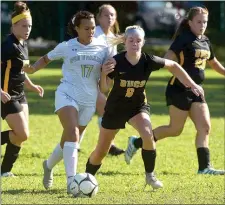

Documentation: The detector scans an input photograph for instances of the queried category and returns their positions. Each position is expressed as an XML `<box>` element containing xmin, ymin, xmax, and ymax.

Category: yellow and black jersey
<box><xmin>105</xmin><ymin>52</ymin><xmax>165</xmax><ymax>112</ymax></box>
<box><xmin>169</xmin><ymin>30</ymin><xmax>215</xmax><ymax>87</ymax></box>
<box><xmin>1</xmin><ymin>34</ymin><xmax>29</xmax><ymax>99</ymax></box>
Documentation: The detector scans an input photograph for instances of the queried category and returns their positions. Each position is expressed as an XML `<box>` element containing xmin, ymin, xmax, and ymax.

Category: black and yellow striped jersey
<box><xmin>1</xmin><ymin>34</ymin><xmax>29</xmax><ymax>98</ymax></box>
<box><xmin>169</xmin><ymin>30</ymin><xmax>215</xmax><ymax>87</ymax></box>
<box><xmin>105</xmin><ymin>51</ymin><xmax>165</xmax><ymax>112</ymax></box>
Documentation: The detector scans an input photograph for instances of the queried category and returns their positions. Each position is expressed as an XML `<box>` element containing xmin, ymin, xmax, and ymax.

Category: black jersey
<box><xmin>1</xmin><ymin>34</ymin><xmax>29</xmax><ymax>99</ymax></box>
<box><xmin>105</xmin><ymin>52</ymin><xmax>165</xmax><ymax>112</ymax></box>
<box><xmin>169</xmin><ymin>30</ymin><xmax>214</xmax><ymax>87</ymax></box>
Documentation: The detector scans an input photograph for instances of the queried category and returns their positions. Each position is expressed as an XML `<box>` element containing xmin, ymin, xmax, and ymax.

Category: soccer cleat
<box><xmin>198</xmin><ymin>167</ymin><xmax>225</xmax><ymax>175</ymax></box>
<box><xmin>145</xmin><ymin>172</ymin><xmax>163</xmax><ymax>189</ymax></box>
<box><xmin>42</xmin><ymin>160</ymin><xmax>53</xmax><ymax>189</ymax></box>
<box><xmin>124</xmin><ymin>136</ymin><xmax>138</xmax><ymax>164</ymax></box>
<box><xmin>108</xmin><ymin>145</ymin><xmax>125</xmax><ymax>156</ymax></box>
<box><xmin>1</xmin><ymin>172</ymin><xmax>15</xmax><ymax>177</ymax></box>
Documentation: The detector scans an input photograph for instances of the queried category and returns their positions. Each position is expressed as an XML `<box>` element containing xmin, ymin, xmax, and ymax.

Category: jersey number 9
<box><xmin>125</xmin><ymin>88</ymin><xmax>135</xmax><ymax>98</ymax></box>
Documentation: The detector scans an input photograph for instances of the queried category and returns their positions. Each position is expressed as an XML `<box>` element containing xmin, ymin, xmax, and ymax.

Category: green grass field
<box><xmin>1</xmin><ymin>58</ymin><xmax>224</xmax><ymax>204</ymax></box>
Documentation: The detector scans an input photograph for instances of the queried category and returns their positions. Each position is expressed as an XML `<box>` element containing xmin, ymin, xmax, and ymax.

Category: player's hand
<box><xmin>33</xmin><ymin>85</ymin><xmax>44</xmax><ymax>97</ymax></box>
<box><xmin>190</xmin><ymin>84</ymin><xmax>204</xmax><ymax>99</ymax></box>
<box><xmin>102</xmin><ymin>59</ymin><xmax>115</xmax><ymax>76</ymax></box>
<box><xmin>107</xmin><ymin>57</ymin><xmax>116</xmax><ymax>66</ymax></box>
<box><xmin>22</xmin><ymin>64</ymin><xmax>36</xmax><ymax>74</ymax></box>
<box><xmin>1</xmin><ymin>90</ymin><xmax>11</xmax><ymax>103</ymax></box>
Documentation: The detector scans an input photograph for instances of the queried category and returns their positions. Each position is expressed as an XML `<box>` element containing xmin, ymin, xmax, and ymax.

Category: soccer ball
<box><xmin>69</xmin><ymin>173</ymin><xmax>98</xmax><ymax>198</ymax></box>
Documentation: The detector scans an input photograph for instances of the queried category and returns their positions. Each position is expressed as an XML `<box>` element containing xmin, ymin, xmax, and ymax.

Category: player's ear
<box><xmin>75</xmin><ymin>26</ymin><xmax>79</xmax><ymax>33</ymax></box>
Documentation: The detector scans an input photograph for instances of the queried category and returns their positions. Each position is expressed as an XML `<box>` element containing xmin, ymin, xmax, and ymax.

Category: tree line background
<box><xmin>1</xmin><ymin>1</ymin><xmax>225</xmax><ymax>45</ymax></box>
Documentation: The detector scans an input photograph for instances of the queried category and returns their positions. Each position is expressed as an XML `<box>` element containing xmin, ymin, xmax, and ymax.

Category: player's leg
<box><xmin>129</xmin><ymin>112</ymin><xmax>163</xmax><ymax>189</ymax></box>
<box><xmin>85</xmin><ymin>127</ymin><xmax>118</xmax><ymax>175</ymax></box>
<box><xmin>96</xmin><ymin>91</ymin><xmax>124</xmax><ymax>156</ymax></box>
<box><xmin>57</xmin><ymin>106</ymin><xmax>80</xmax><ymax>188</ymax></box>
<box><xmin>1</xmin><ymin>101</ymin><xmax>29</xmax><ymax>177</ymax></box>
<box><xmin>189</xmin><ymin>102</ymin><xmax>224</xmax><ymax>175</ymax></box>
<box><xmin>127</xmin><ymin>89</ymin><xmax>190</xmax><ymax>157</ymax></box>
<box><xmin>125</xmin><ymin>105</ymin><xmax>189</xmax><ymax>164</ymax></box>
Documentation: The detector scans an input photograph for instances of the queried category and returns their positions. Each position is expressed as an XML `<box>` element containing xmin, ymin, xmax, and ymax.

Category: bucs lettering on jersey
<box><xmin>105</xmin><ymin>52</ymin><xmax>165</xmax><ymax>112</ymax></box>
<box><xmin>169</xmin><ymin>30</ymin><xmax>215</xmax><ymax>86</ymax></box>
<box><xmin>1</xmin><ymin>34</ymin><xmax>29</xmax><ymax>99</ymax></box>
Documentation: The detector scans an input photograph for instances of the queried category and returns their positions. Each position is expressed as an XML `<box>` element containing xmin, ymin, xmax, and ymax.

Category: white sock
<box><xmin>63</xmin><ymin>141</ymin><xmax>79</xmax><ymax>185</ymax></box>
<box><xmin>47</xmin><ymin>143</ymin><xmax>63</xmax><ymax>170</ymax></box>
<box><xmin>79</xmin><ymin>129</ymin><xmax>86</xmax><ymax>146</ymax></box>
<box><xmin>98</xmin><ymin>116</ymin><xmax>102</xmax><ymax>129</ymax></box>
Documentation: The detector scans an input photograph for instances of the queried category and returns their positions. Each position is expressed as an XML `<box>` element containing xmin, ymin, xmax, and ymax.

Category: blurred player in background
<box><xmin>79</xmin><ymin>4</ymin><xmax>124</xmax><ymax>156</ymax></box>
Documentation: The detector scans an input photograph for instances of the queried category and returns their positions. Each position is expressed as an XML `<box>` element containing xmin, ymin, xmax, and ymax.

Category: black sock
<box><xmin>141</xmin><ymin>149</ymin><xmax>156</xmax><ymax>173</ymax></box>
<box><xmin>85</xmin><ymin>158</ymin><xmax>101</xmax><ymax>176</ymax></box>
<box><xmin>133</xmin><ymin>138</ymin><xmax>142</xmax><ymax>149</ymax></box>
<box><xmin>1</xmin><ymin>130</ymin><xmax>11</xmax><ymax>145</ymax></box>
<box><xmin>108</xmin><ymin>145</ymin><xmax>124</xmax><ymax>156</ymax></box>
<box><xmin>197</xmin><ymin>147</ymin><xmax>210</xmax><ymax>171</ymax></box>
<box><xmin>1</xmin><ymin>141</ymin><xmax>21</xmax><ymax>173</ymax></box>
<box><xmin>133</xmin><ymin>132</ymin><xmax>157</xmax><ymax>149</ymax></box>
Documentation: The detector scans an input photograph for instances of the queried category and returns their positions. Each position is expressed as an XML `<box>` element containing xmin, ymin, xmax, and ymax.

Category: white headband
<box><xmin>125</xmin><ymin>28</ymin><xmax>145</xmax><ymax>38</ymax></box>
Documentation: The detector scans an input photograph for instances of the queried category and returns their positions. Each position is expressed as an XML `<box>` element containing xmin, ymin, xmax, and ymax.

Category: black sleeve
<box><xmin>169</xmin><ymin>34</ymin><xmax>186</xmax><ymax>58</ymax></box>
<box><xmin>1</xmin><ymin>42</ymin><xmax>10</xmax><ymax>62</ymax></box>
<box><xmin>207</xmin><ymin>40</ymin><xmax>215</xmax><ymax>61</ymax></box>
<box><xmin>146</xmin><ymin>54</ymin><xmax>165</xmax><ymax>71</ymax></box>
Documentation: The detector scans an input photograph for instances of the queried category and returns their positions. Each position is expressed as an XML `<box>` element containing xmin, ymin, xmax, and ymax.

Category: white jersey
<box><xmin>94</xmin><ymin>25</ymin><xmax>117</xmax><ymax>56</ymax></box>
<box><xmin>47</xmin><ymin>37</ymin><xmax>111</xmax><ymax>106</ymax></box>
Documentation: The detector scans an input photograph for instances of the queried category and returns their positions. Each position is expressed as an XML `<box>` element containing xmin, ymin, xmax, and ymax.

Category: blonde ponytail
<box><xmin>106</xmin><ymin>34</ymin><xmax>125</xmax><ymax>47</ymax></box>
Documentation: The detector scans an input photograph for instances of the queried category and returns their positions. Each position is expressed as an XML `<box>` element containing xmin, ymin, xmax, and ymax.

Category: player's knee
<box><xmin>16</xmin><ymin>129</ymin><xmax>29</xmax><ymax>143</ymax></box>
<box><xmin>65</xmin><ymin>127</ymin><xmax>79</xmax><ymax>141</ymax></box>
<box><xmin>198</xmin><ymin>122</ymin><xmax>211</xmax><ymax>135</ymax></box>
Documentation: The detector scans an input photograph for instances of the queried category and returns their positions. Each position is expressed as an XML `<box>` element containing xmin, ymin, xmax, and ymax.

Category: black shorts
<box><xmin>1</xmin><ymin>95</ymin><xmax>27</xmax><ymax>120</ymax></box>
<box><xmin>102</xmin><ymin>103</ymin><xmax>150</xmax><ymax>129</ymax></box>
<box><xmin>166</xmin><ymin>85</ymin><xmax>205</xmax><ymax>111</ymax></box>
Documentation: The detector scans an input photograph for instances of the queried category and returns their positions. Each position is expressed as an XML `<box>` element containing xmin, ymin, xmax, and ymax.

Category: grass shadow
<box><xmin>97</xmin><ymin>171</ymin><xmax>139</xmax><ymax>176</ymax></box>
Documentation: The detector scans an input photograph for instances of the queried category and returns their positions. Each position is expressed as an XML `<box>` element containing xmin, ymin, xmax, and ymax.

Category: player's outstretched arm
<box><xmin>164</xmin><ymin>59</ymin><xmax>204</xmax><ymax>98</ymax></box>
<box><xmin>23</xmin><ymin>55</ymin><xmax>51</xmax><ymax>74</ymax></box>
<box><xmin>208</xmin><ymin>57</ymin><xmax>225</xmax><ymax>76</ymax></box>
<box><xmin>24</xmin><ymin>74</ymin><xmax>44</xmax><ymax>97</ymax></box>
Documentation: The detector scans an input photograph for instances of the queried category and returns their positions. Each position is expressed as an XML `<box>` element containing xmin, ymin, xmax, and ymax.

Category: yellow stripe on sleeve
<box><xmin>3</xmin><ymin>60</ymin><xmax>12</xmax><ymax>92</ymax></box>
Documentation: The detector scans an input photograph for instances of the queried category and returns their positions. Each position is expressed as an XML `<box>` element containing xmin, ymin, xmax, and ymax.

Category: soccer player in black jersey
<box><xmin>125</xmin><ymin>7</ymin><xmax>225</xmax><ymax>175</ymax></box>
<box><xmin>85</xmin><ymin>25</ymin><xmax>204</xmax><ymax>189</ymax></box>
<box><xmin>1</xmin><ymin>1</ymin><xmax>44</xmax><ymax>177</ymax></box>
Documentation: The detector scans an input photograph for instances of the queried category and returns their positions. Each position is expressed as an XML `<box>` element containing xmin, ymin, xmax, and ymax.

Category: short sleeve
<box><xmin>146</xmin><ymin>53</ymin><xmax>165</xmax><ymax>71</ymax></box>
<box><xmin>169</xmin><ymin>35</ymin><xmax>186</xmax><ymax>57</ymax></box>
<box><xmin>207</xmin><ymin>41</ymin><xmax>215</xmax><ymax>61</ymax></box>
<box><xmin>1</xmin><ymin>42</ymin><xmax>13</xmax><ymax>62</ymax></box>
<box><xmin>47</xmin><ymin>42</ymin><xmax>66</xmax><ymax>60</ymax></box>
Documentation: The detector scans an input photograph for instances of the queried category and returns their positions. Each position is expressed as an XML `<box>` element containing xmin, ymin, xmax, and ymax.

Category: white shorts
<box><xmin>55</xmin><ymin>84</ymin><xmax>96</xmax><ymax>126</ymax></box>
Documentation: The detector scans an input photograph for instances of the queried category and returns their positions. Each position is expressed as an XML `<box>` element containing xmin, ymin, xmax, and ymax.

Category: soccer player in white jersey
<box><xmin>81</xmin><ymin>4</ymin><xmax>125</xmax><ymax>156</ymax></box>
<box><xmin>23</xmin><ymin>11</ymin><xmax>115</xmax><ymax>194</ymax></box>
